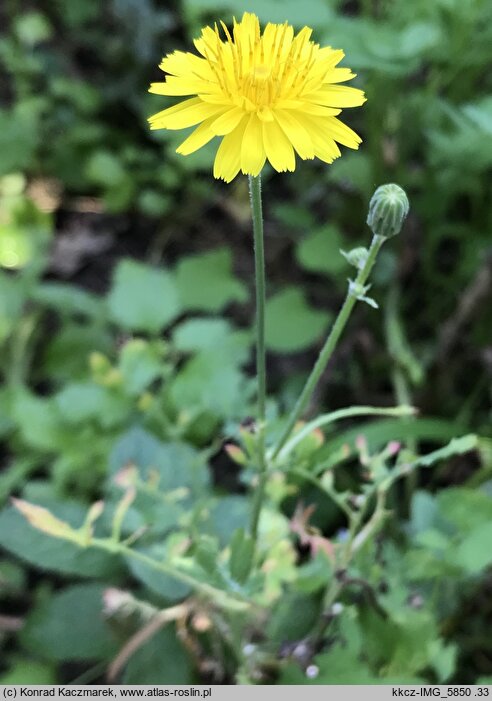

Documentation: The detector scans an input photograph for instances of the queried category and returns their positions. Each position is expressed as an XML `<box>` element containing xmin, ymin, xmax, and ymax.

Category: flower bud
<box><xmin>367</xmin><ymin>184</ymin><xmax>409</xmax><ymax>238</ymax></box>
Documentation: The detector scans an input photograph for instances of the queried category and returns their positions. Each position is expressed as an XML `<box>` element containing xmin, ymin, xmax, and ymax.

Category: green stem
<box><xmin>91</xmin><ymin>538</ymin><xmax>250</xmax><ymax>613</ymax></box>
<box><xmin>272</xmin><ymin>234</ymin><xmax>386</xmax><ymax>459</ymax></box>
<box><xmin>248</xmin><ymin>174</ymin><xmax>267</xmax><ymax>542</ymax></box>
<box><xmin>275</xmin><ymin>404</ymin><xmax>414</xmax><ymax>463</ymax></box>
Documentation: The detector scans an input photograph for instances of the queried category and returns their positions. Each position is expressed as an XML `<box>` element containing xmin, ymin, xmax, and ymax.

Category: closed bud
<box><xmin>367</xmin><ymin>184</ymin><xmax>409</xmax><ymax>239</ymax></box>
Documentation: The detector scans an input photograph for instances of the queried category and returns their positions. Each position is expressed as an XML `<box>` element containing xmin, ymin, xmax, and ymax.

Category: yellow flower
<box><xmin>148</xmin><ymin>12</ymin><xmax>366</xmax><ymax>182</ymax></box>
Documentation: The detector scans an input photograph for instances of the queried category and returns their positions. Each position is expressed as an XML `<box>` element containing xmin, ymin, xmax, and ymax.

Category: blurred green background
<box><xmin>0</xmin><ymin>0</ymin><xmax>491</xmax><ymax>685</ymax></box>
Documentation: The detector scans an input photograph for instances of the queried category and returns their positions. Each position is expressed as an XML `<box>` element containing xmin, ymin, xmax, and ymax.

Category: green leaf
<box><xmin>437</xmin><ymin>487</ymin><xmax>492</xmax><ymax>533</ymax></box>
<box><xmin>122</xmin><ymin>627</ymin><xmax>192</xmax><ymax>684</ymax></box>
<box><xmin>229</xmin><ymin>528</ymin><xmax>254</xmax><ymax>584</ymax></box>
<box><xmin>296</xmin><ymin>225</ymin><xmax>346</xmax><ymax>276</ymax></box>
<box><xmin>174</xmin><ymin>317</ymin><xmax>228</xmax><ymax>351</ymax></box>
<box><xmin>85</xmin><ymin>150</ymin><xmax>126</xmax><ymax>188</ymax></box>
<box><xmin>171</xmin><ymin>350</ymin><xmax>249</xmax><ymax>418</ymax></box>
<box><xmin>54</xmin><ymin>382</ymin><xmax>129</xmax><ymax>428</ymax></box>
<box><xmin>32</xmin><ymin>282</ymin><xmax>103</xmax><ymax>318</ymax></box>
<box><xmin>410</xmin><ymin>491</ymin><xmax>439</xmax><ymax>536</ymax></box>
<box><xmin>108</xmin><ymin>259</ymin><xmax>180</xmax><ymax>333</ymax></box>
<box><xmin>0</xmin><ymin>270</ymin><xmax>25</xmax><ymax>342</ymax></box>
<box><xmin>267</xmin><ymin>592</ymin><xmax>321</xmax><ymax>643</ymax></box>
<box><xmin>0</xmin><ymin>105</ymin><xmax>40</xmax><ymax>177</ymax></box>
<box><xmin>429</xmin><ymin>640</ymin><xmax>457</xmax><ymax>683</ymax></box>
<box><xmin>42</xmin><ymin>323</ymin><xmax>113</xmax><ymax>382</ymax></box>
<box><xmin>0</xmin><ymin>660</ymin><xmax>56</xmax><ymax>685</ymax></box>
<box><xmin>12</xmin><ymin>391</ymin><xmax>65</xmax><ymax>452</ymax></box>
<box><xmin>318</xmin><ymin>418</ymin><xmax>468</xmax><ymax>463</ymax></box>
<box><xmin>295</xmin><ymin>551</ymin><xmax>333</xmax><ymax>593</ymax></box>
<box><xmin>361</xmin><ymin>607</ymin><xmax>439</xmax><ymax>677</ymax></box>
<box><xmin>173</xmin><ymin>317</ymin><xmax>251</xmax><ymax>361</ymax></box>
<box><xmin>265</xmin><ymin>287</ymin><xmax>331</xmax><ymax>353</ymax></box>
<box><xmin>118</xmin><ymin>339</ymin><xmax>163</xmax><ymax>396</ymax></box>
<box><xmin>206</xmin><ymin>496</ymin><xmax>250</xmax><ymax>547</ymax></box>
<box><xmin>194</xmin><ymin>535</ymin><xmax>221</xmax><ymax>575</ymax></box>
<box><xmin>0</xmin><ymin>559</ymin><xmax>27</xmax><ymax>595</ymax></box>
<box><xmin>175</xmin><ymin>248</ymin><xmax>248</xmax><ymax>312</ymax></box>
<box><xmin>0</xmin><ymin>504</ymin><xmax>119</xmax><ymax>578</ymax></box>
<box><xmin>0</xmin><ymin>223</ymin><xmax>33</xmax><ymax>269</ymax></box>
<box><xmin>109</xmin><ymin>427</ymin><xmax>210</xmax><ymax>497</ymax></box>
<box><xmin>126</xmin><ymin>545</ymin><xmax>191</xmax><ymax>601</ymax></box>
<box><xmin>454</xmin><ymin>523</ymin><xmax>492</xmax><ymax>574</ymax></box>
<box><xmin>20</xmin><ymin>584</ymin><xmax>118</xmax><ymax>662</ymax></box>
<box><xmin>15</xmin><ymin>12</ymin><xmax>53</xmax><ymax>45</ymax></box>
<box><xmin>280</xmin><ymin>646</ymin><xmax>376</xmax><ymax>684</ymax></box>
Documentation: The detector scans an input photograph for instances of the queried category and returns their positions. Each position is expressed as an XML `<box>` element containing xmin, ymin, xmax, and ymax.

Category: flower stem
<box><xmin>248</xmin><ymin>174</ymin><xmax>267</xmax><ymax>542</ymax></box>
<box><xmin>272</xmin><ymin>233</ymin><xmax>386</xmax><ymax>459</ymax></box>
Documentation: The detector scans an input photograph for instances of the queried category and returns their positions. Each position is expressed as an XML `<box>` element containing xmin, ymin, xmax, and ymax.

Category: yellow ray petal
<box><xmin>176</xmin><ymin>117</ymin><xmax>217</xmax><ymax>155</ymax></box>
<box><xmin>262</xmin><ymin>118</ymin><xmax>295</xmax><ymax>173</ymax></box>
<box><xmin>149</xmin><ymin>99</ymin><xmax>226</xmax><ymax>130</ymax></box>
<box><xmin>274</xmin><ymin>110</ymin><xmax>315</xmax><ymax>160</ymax></box>
<box><xmin>297</xmin><ymin>103</ymin><xmax>341</xmax><ymax>117</ymax></box>
<box><xmin>213</xmin><ymin>116</ymin><xmax>248</xmax><ymax>182</ymax></box>
<box><xmin>211</xmin><ymin>106</ymin><xmax>245</xmax><ymax>135</ymax></box>
<box><xmin>316</xmin><ymin>47</ymin><xmax>345</xmax><ymax>68</ymax></box>
<box><xmin>149</xmin><ymin>78</ymin><xmax>214</xmax><ymax>97</ymax></box>
<box><xmin>299</xmin><ymin>114</ymin><xmax>342</xmax><ymax>162</ymax></box>
<box><xmin>159</xmin><ymin>51</ymin><xmax>215</xmax><ymax>80</ymax></box>
<box><xmin>241</xmin><ymin>114</ymin><xmax>266</xmax><ymax>175</ymax></box>
<box><xmin>323</xmin><ymin>67</ymin><xmax>357</xmax><ymax>84</ymax></box>
<box><xmin>305</xmin><ymin>85</ymin><xmax>366</xmax><ymax>108</ymax></box>
<box><xmin>324</xmin><ymin>116</ymin><xmax>362</xmax><ymax>148</ymax></box>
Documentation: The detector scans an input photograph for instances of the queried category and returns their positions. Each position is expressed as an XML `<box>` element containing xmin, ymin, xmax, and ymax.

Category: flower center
<box><xmin>251</xmin><ymin>64</ymin><xmax>271</xmax><ymax>82</ymax></box>
<box><xmin>242</xmin><ymin>64</ymin><xmax>275</xmax><ymax>110</ymax></box>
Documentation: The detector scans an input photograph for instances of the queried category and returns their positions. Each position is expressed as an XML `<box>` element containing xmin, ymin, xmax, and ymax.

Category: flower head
<box><xmin>148</xmin><ymin>12</ymin><xmax>366</xmax><ymax>182</ymax></box>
